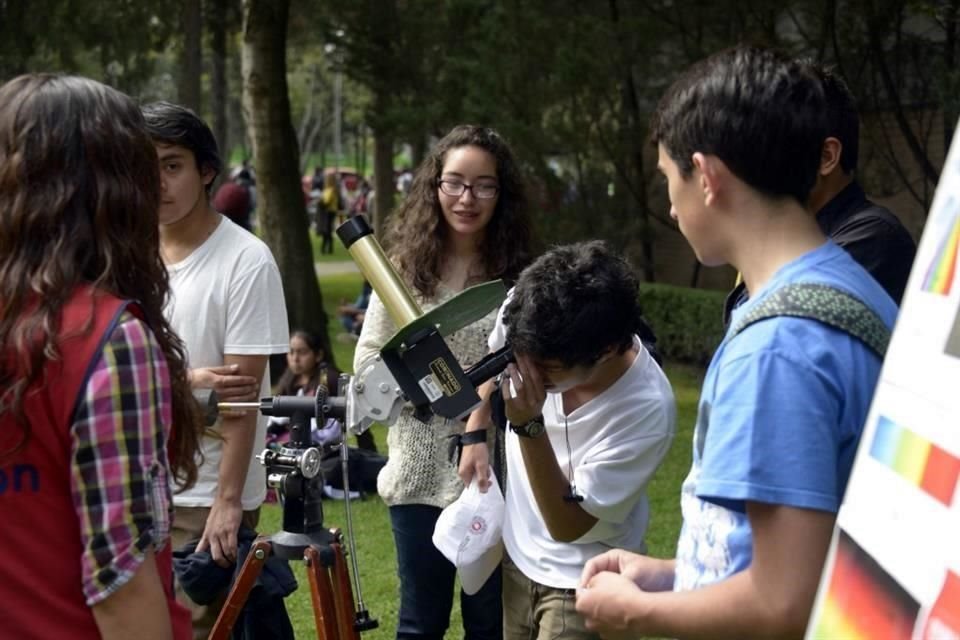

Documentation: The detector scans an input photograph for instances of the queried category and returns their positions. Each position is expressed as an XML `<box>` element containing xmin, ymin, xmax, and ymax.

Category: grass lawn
<box><xmin>260</xmin><ymin>271</ymin><xmax>705</xmax><ymax>639</ymax></box>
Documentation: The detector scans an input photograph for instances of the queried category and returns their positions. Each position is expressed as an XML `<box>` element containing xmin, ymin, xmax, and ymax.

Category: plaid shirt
<box><xmin>69</xmin><ymin>312</ymin><xmax>174</xmax><ymax>605</ymax></box>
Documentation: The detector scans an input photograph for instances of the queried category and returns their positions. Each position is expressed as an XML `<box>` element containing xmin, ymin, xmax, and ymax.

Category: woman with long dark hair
<box><xmin>275</xmin><ymin>330</ymin><xmax>342</xmax><ymax>398</ymax></box>
<box><xmin>0</xmin><ymin>74</ymin><xmax>200</xmax><ymax>640</ymax></box>
<box><xmin>271</xmin><ymin>330</ymin><xmax>376</xmax><ymax>451</ymax></box>
<box><xmin>354</xmin><ymin>124</ymin><xmax>533</xmax><ymax>639</ymax></box>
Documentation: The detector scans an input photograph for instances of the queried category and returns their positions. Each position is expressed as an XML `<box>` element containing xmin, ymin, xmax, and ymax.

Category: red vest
<box><xmin>0</xmin><ymin>287</ymin><xmax>190</xmax><ymax>639</ymax></box>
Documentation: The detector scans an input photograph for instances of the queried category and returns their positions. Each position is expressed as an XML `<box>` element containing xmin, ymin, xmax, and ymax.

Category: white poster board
<box><xmin>806</xmin><ymin>137</ymin><xmax>960</xmax><ymax>638</ymax></box>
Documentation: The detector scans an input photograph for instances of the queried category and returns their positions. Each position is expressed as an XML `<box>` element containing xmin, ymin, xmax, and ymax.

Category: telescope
<box><xmin>198</xmin><ymin>215</ymin><xmax>514</xmax><ymax>638</ymax></box>
<box><xmin>336</xmin><ymin>215</ymin><xmax>513</xmax><ymax>432</ymax></box>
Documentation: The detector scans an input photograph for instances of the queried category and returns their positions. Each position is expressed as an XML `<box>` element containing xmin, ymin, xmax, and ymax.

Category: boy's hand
<box><xmin>577</xmin><ymin>550</ymin><xmax>673</xmax><ymax>639</ymax></box>
<box><xmin>575</xmin><ymin>571</ymin><xmax>647</xmax><ymax>640</ymax></box>
<box><xmin>197</xmin><ymin>496</ymin><xmax>243</xmax><ymax>567</ymax></box>
<box><xmin>503</xmin><ymin>356</ymin><xmax>546</xmax><ymax>427</ymax></box>
<box><xmin>189</xmin><ymin>364</ymin><xmax>258</xmax><ymax>401</ymax></box>
<box><xmin>580</xmin><ymin>549</ymin><xmax>675</xmax><ymax>592</ymax></box>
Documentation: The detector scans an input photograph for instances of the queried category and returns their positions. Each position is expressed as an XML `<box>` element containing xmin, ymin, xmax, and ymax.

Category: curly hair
<box><xmin>0</xmin><ymin>75</ymin><xmax>201</xmax><ymax>490</ymax></box>
<box><xmin>384</xmin><ymin>125</ymin><xmax>533</xmax><ymax>298</ymax></box>
<box><xmin>504</xmin><ymin>240</ymin><xmax>644</xmax><ymax>368</ymax></box>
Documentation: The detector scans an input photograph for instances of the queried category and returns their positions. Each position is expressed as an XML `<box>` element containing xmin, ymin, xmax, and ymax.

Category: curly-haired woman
<box><xmin>354</xmin><ymin>124</ymin><xmax>533</xmax><ymax>639</ymax></box>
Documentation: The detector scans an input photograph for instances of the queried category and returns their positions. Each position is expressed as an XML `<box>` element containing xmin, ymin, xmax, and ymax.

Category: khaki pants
<box><xmin>171</xmin><ymin>506</ymin><xmax>261</xmax><ymax>640</ymax></box>
<box><xmin>503</xmin><ymin>553</ymin><xmax>599</xmax><ymax>640</ymax></box>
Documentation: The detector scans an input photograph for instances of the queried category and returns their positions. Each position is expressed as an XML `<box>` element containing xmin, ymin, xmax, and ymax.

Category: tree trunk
<box><xmin>367</xmin><ymin>0</ymin><xmax>398</xmax><ymax>239</ymax></box>
<box><xmin>241</xmin><ymin>0</ymin><xmax>334</xmax><ymax>362</ymax></box>
<box><xmin>373</xmin><ymin>127</ymin><xmax>395</xmax><ymax>238</ymax></box>
<box><xmin>411</xmin><ymin>135</ymin><xmax>427</xmax><ymax>169</ymax></box>
<box><xmin>358</xmin><ymin>124</ymin><xmax>368</xmax><ymax>177</ymax></box>
<box><xmin>610</xmin><ymin>0</ymin><xmax>655</xmax><ymax>281</ymax></box>
<box><xmin>209</xmin><ymin>0</ymin><xmax>229</xmax><ymax>176</ymax></box>
<box><xmin>944</xmin><ymin>0</ymin><xmax>959</xmax><ymax>154</ymax></box>
<box><xmin>178</xmin><ymin>0</ymin><xmax>203</xmax><ymax>113</ymax></box>
<box><xmin>228</xmin><ymin>41</ymin><xmax>248</xmax><ymax>162</ymax></box>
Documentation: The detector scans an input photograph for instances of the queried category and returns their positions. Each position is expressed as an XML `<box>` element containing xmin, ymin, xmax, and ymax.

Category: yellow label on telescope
<box><xmin>429</xmin><ymin>357</ymin><xmax>462</xmax><ymax>396</ymax></box>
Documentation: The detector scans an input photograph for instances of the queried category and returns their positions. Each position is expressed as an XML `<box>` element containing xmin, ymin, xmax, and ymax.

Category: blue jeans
<box><xmin>389</xmin><ymin>504</ymin><xmax>502</xmax><ymax>640</ymax></box>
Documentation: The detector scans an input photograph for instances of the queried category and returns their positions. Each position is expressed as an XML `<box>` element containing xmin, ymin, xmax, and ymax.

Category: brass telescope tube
<box><xmin>336</xmin><ymin>216</ymin><xmax>422</xmax><ymax>327</ymax></box>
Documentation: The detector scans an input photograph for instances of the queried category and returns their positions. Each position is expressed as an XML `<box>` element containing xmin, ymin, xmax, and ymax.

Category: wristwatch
<box><xmin>511</xmin><ymin>415</ymin><xmax>546</xmax><ymax>438</ymax></box>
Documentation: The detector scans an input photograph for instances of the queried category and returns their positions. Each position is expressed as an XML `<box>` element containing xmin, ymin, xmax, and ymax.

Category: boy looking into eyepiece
<box><xmin>461</xmin><ymin>240</ymin><xmax>676</xmax><ymax>639</ymax></box>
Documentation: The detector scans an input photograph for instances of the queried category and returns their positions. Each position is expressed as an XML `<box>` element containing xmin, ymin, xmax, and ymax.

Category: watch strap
<box><xmin>512</xmin><ymin>415</ymin><xmax>544</xmax><ymax>437</ymax></box>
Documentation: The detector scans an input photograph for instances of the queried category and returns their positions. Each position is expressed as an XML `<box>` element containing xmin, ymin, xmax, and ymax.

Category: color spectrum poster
<box><xmin>807</xmin><ymin>133</ymin><xmax>960</xmax><ymax>639</ymax></box>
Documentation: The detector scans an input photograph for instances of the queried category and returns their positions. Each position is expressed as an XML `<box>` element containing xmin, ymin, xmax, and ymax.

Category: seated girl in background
<box><xmin>268</xmin><ymin>330</ymin><xmax>377</xmax><ymax>452</ymax></box>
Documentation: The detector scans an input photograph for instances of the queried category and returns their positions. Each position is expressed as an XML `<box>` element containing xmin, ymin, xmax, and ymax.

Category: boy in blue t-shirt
<box><xmin>575</xmin><ymin>45</ymin><xmax>898</xmax><ymax>639</ymax></box>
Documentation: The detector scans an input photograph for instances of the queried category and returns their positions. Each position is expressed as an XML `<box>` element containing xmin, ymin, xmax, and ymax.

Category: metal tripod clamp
<box><xmin>258</xmin><ymin>447</ymin><xmax>323</xmax><ymax>482</ymax></box>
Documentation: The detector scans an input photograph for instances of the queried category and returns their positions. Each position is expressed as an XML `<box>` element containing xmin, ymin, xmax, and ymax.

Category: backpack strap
<box><xmin>728</xmin><ymin>282</ymin><xmax>891</xmax><ymax>359</ymax></box>
<box><xmin>695</xmin><ymin>283</ymin><xmax>892</xmax><ymax>460</ymax></box>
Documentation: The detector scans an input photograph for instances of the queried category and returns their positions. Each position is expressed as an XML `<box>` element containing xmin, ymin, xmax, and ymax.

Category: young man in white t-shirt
<box><xmin>142</xmin><ymin>102</ymin><xmax>289</xmax><ymax>638</ymax></box>
<box><xmin>460</xmin><ymin>241</ymin><xmax>676</xmax><ymax>639</ymax></box>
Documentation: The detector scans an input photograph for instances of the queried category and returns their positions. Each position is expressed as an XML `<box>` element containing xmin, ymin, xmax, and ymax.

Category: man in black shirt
<box><xmin>723</xmin><ymin>63</ymin><xmax>916</xmax><ymax>324</ymax></box>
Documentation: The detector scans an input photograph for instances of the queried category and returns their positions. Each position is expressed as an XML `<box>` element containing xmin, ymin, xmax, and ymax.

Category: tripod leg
<box><xmin>330</xmin><ymin>541</ymin><xmax>362</xmax><ymax>640</ymax></box>
<box><xmin>209</xmin><ymin>538</ymin><xmax>271</xmax><ymax>640</ymax></box>
<box><xmin>304</xmin><ymin>546</ymin><xmax>340</xmax><ymax>639</ymax></box>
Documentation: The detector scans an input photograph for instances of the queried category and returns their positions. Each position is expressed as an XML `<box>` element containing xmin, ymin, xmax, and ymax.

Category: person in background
<box><xmin>355</xmin><ymin>125</ymin><xmax>533</xmax><ymax>640</ymax></box>
<box><xmin>212</xmin><ymin>170</ymin><xmax>253</xmax><ymax>232</ymax></box>
<box><xmin>338</xmin><ymin>280</ymin><xmax>373</xmax><ymax>337</ymax></box>
<box><xmin>803</xmin><ymin>62</ymin><xmax>916</xmax><ymax>303</ymax></box>
<box><xmin>396</xmin><ymin>165</ymin><xmax>414</xmax><ymax>195</ymax></box>
<box><xmin>0</xmin><ymin>74</ymin><xmax>201</xmax><ymax>640</ymax></box>
<box><xmin>142</xmin><ymin>101</ymin><xmax>289</xmax><ymax>639</ymax></box>
<box><xmin>350</xmin><ymin>179</ymin><xmax>372</xmax><ymax>218</ymax></box>
<box><xmin>318</xmin><ymin>171</ymin><xmax>338</xmax><ymax>255</ymax></box>
<box><xmin>271</xmin><ymin>329</ymin><xmax>377</xmax><ymax>452</ymax></box>
<box><xmin>311</xmin><ymin>165</ymin><xmax>325</xmax><ymax>190</ymax></box>
<box><xmin>233</xmin><ymin>160</ymin><xmax>258</xmax><ymax>229</ymax></box>
<box><xmin>366</xmin><ymin>176</ymin><xmax>378</xmax><ymax>227</ymax></box>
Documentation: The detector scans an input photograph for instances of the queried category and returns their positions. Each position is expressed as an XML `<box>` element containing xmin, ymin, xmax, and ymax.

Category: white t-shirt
<box><xmin>167</xmin><ymin>216</ymin><xmax>289</xmax><ymax>510</ymax></box>
<box><xmin>490</xmin><ymin>306</ymin><xmax>676</xmax><ymax>589</ymax></box>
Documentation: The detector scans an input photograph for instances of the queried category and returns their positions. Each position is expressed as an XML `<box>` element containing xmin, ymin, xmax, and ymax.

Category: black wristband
<box><xmin>459</xmin><ymin>430</ymin><xmax>488</xmax><ymax>446</ymax></box>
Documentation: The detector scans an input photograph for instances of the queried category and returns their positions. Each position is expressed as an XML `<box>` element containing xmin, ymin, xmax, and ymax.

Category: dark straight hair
<box><xmin>141</xmin><ymin>100</ymin><xmax>223</xmax><ymax>192</ymax></box>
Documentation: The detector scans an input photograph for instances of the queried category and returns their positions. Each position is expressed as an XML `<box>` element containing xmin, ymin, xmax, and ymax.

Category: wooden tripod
<box><xmin>208</xmin><ymin>528</ymin><xmax>361</xmax><ymax>640</ymax></box>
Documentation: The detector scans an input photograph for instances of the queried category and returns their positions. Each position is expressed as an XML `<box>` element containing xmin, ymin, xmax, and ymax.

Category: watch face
<box><xmin>526</xmin><ymin>420</ymin><xmax>545</xmax><ymax>438</ymax></box>
<box><xmin>514</xmin><ymin>418</ymin><xmax>545</xmax><ymax>438</ymax></box>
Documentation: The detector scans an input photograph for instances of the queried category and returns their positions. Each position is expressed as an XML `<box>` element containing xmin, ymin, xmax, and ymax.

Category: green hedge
<box><xmin>639</xmin><ymin>283</ymin><xmax>727</xmax><ymax>366</ymax></box>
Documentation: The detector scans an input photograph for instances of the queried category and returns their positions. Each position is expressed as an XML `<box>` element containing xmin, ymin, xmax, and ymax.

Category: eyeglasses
<box><xmin>438</xmin><ymin>179</ymin><xmax>499</xmax><ymax>199</ymax></box>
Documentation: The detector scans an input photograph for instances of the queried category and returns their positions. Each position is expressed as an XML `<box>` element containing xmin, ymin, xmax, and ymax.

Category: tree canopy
<box><xmin>2</xmin><ymin>0</ymin><xmax>951</xmax><ymax>325</ymax></box>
